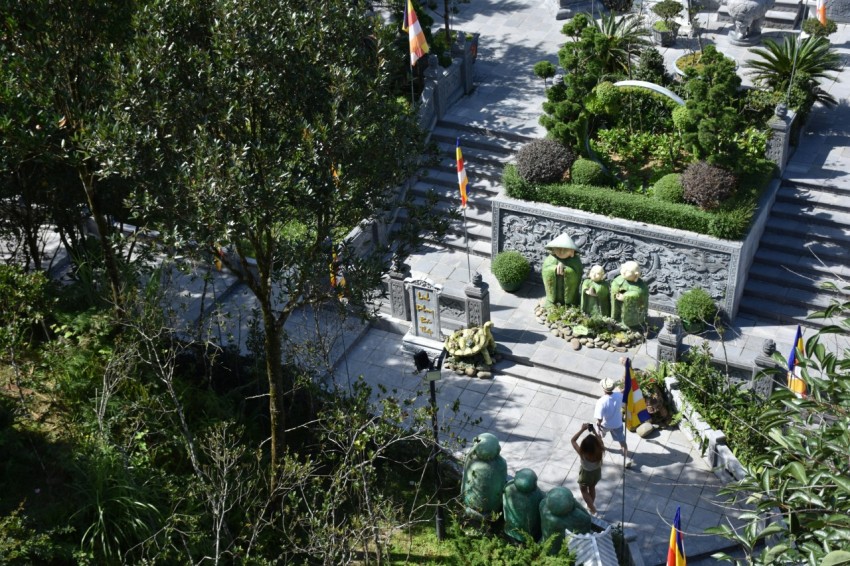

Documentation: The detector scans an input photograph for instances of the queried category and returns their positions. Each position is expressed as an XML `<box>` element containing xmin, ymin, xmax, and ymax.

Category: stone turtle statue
<box><xmin>503</xmin><ymin>468</ymin><xmax>545</xmax><ymax>542</ymax></box>
<box><xmin>461</xmin><ymin>433</ymin><xmax>507</xmax><ymax>520</ymax></box>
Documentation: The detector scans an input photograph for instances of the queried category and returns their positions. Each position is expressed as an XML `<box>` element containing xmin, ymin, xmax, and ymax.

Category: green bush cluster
<box><xmin>515</xmin><ymin>139</ymin><xmax>575</xmax><ymax>184</ymax></box>
<box><xmin>491</xmin><ymin>250</ymin><xmax>531</xmax><ymax>285</ymax></box>
<box><xmin>682</xmin><ymin>161</ymin><xmax>738</xmax><ymax>210</ymax></box>
<box><xmin>676</xmin><ymin>287</ymin><xmax>717</xmax><ymax>323</ymax></box>
<box><xmin>652</xmin><ymin>173</ymin><xmax>683</xmax><ymax>203</ymax></box>
<box><xmin>570</xmin><ymin>158</ymin><xmax>608</xmax><ymax>186</ymax></box>
<box><xmin>502</xmin><ymin>163</ymin><xmax>536</xmax><ymax>200</ymax></box>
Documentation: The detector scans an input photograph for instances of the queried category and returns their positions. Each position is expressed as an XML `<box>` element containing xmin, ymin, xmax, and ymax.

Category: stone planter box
<box><xmin>491</xmin><ymin>179</ymin><xmax>780</xmax><ymax>317</ymax></box>
<box><xmin>664</xmin><ymin>376</ymin><xmax>746</xmax><ymax>483</ymax></box>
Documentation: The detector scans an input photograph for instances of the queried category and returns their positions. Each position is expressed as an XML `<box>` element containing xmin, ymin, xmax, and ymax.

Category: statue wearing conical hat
<box><xmin>611</xmin><ymin>261</ymin><xmax>649</xmax><ymax>328</ymax></box>
<box><xmin>542</xmin><ymin>234</ymin><xmax>583</xmax><ymax>308</ymax></box>
<box><xmin>581</xmin><ymin>265</ymin><xmax>610</xmax><ymax>317</ymax></box>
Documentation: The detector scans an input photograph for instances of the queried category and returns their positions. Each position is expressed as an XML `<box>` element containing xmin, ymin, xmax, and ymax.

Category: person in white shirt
<box><xmin>594</xmin><ymin>377</ymin><xmax>633</xmax><ymax>468</ymax></box>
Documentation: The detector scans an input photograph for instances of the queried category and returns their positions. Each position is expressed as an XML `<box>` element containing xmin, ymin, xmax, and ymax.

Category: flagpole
<box><xmin>463</xmin><ymin>207</ymin><xmax>472</xmax><ymax>283</ymax></box>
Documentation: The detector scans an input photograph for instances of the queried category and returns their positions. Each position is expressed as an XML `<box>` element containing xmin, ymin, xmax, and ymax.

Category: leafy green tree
<box><xmin>114</xmin><ymin>0</ymin><xmax>444</xmax><ymax>481</ymax></box>
<box><xmin>708</xmin><ymin>286</ymin><xmax>850</xmax><ymax>564</ymax></box>
<box><xmin>672</xmin><ymin>46</ymin><xmax>745</xmax><ymax>165</ymax></box>
<box><xmin>745</xmin><ymin>35</ymin><xmax>841</xmax><ymax>113</ymax></box>
<box><xmin>0</xmin><ymin>0</ymin><xmax>140</xmax><ymax>310</ymax></box>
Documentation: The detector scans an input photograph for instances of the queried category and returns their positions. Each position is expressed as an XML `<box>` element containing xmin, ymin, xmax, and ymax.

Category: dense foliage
<box><xmin>571</xmin><ymin>158</ymin><xmax>609</xmax><ymax>186</ymax></box>
<box><xmin>515</xmin><ymin>139</ymin><xmax>576</xmax><ymax>184</ymax></box>
<box><xmin>652</xmin><ymin>173</ymin><xmax>684</xmax><ymax>203</ymax></box>
<box><xmin>491</xmin><ymin>250</ymin><xmax>531</xmax><ymax>285</ymax></box>
<box><xmin>681</xmin><ymin>161</ymin><xmax>738</xmax><ymax>210</ymax></box>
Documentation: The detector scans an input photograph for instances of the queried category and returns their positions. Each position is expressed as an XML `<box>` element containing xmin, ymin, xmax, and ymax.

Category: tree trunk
<box><xmin>78</xmin><ymin>168</ymin><xmax>124</xmax><ymax>313</ymax></box>
<box><xmin>260</xmin><ymin>303</ymin><xmax>286</xmax><ymax>491</ymax></box>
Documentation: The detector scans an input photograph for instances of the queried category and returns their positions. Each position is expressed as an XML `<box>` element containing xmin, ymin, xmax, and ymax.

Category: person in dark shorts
<box><xmin>571</xmin><ymin>423</ymin><xmax>604</xmax><ymax>515</ymax></box>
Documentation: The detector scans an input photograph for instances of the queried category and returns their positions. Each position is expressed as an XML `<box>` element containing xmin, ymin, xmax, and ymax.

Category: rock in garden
<box><xmin>616</xmin><ymin>347</ymin><xmax>628</xmax><ymax>352</ymax></box>
<box><xmin>571</xmin><ymin>338</ymin><xmax>581</xmax><ymax>350</ymax></box>
<box><xmin>636</xmin><ymin>422</ymin><xmax>654</xmax><ymax>438</ymax></box>
<box><xmin>551</xmin><ymin>327</ymin><xmax>560</xmax><ymax>336</ymax></box>
<box><xmin>456</xmin><ymin>369</ymin><xmax>465</xmax><ymax>375</ymax></box>
<box><xmin>587</xmin><ymin>342</ymin><xmax>595</xmax><ymax>349</ymax></box>
<box><xmin>607</xmin><ymin>347</ymin><xmax>615</xmax><ymax>352</ymax></box>
<box><xmin>465</xmin><ymin>367</ymin><xmax>477</xmax><ymax>377</ymax></box>
<box><xmin>563</xmin><ymin>328</ymin><xmax>572</xmax><ymax>337</ymax></box>
<box><xmin>477</xmin><ymin>371</ymin><xmax>492</xmax><ymax>379</ymax></box>
<box><xmin>579</xmin><ymin>338</ymin><xmax>588</xmax><ymax>344</ymax></box>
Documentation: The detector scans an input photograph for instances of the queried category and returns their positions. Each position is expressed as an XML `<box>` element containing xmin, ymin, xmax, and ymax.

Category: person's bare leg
<box><xmin>588</xmin><ymin>485</ymin><xmax>597</xmax><ymax>511</ymax></box>
<box><xmin>580</xmin><ymin>484</ymin><xmax>596</xmax><ymax>514</ymax></box>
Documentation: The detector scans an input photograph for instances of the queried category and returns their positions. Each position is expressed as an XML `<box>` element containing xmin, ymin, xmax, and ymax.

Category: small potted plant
<box><xmin>676</xmin><ymin>287</ymin><xmax>717</xmax><ymax>334</ymax></box>
<box><xmin>491</xmin><ymin>250</ymin><xmax>530</xmax><ymax>293</ymax></box>
<box><xmin>651</xmin><ymin>0</ymin><xmax>683</xmax><ymax>47</ymax></box>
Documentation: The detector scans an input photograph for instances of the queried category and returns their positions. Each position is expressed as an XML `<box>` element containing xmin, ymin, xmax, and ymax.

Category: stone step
<box><xmin>737</xmin><ymin>295</ymin><xmax>830</xmax><ymax>329</ymax></box>
<box><xmin>415</xmin><ymin>167</ymin><xmax>502</xmax><ymax>194</ymax></box>
<box><xmin>496</xmin><ymin>356</ymin><xmax>601</xmax><ymax>397</ymax></box>
<box><xmin>753</xmin><ymin>246</ymin><xmax>850</xmax><ymax>280</ymax></box>
<box><xmin>437</xmin><ymin>119</ymin><xmax>537</xmax><ymax>145</ymax></box>
<box><xmin>434</xmin><ymin>139</ymin><xmax>511</xmax><ymax>169</ymax></box>
<box><xmin>746</xmin><ymin>259</ymin><xmax>847</xmax><ymax>296</ymax></box>
<box><xmin>743</xmin><ymin>277</ymin><xmax>839</xmax><ymax>313</ymax></box>
<box><xmin>763</xmin><ymin>217</ymin><xmax>850</xmax><ymax>249</ymax></box>
<box><xmin>771</xmin><ymin>200</ymin><xmax>850</xmax><ymax>228</ymax></box>
<box><xmin>776</xmin><ymin>183</ymin><xmax>850</xmax><ymax>214</ymax></box>
<box><xmin>432</xmin><ymin>123</ymin><xmax>524</xmax><ymax>157</ymax></box>
<box><xmin>409</xmin><ymin>193</ymin><xmax>493</xmax><ymax>225</ymax></box>
<box><xmin>717</xmin><ymin>3</ymin><xmax>803</xmax><ymax>28</ymax></box>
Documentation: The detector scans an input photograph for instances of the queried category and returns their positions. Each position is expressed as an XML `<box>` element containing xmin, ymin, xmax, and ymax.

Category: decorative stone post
<box><xmin>657</xmin><ymin>316</ymin><xmax>683</xmax><ymax>363</ymax></box>
<box><xmin>766</xmin><ymin>104</ymin><xmax>796</xmax><ymax>174</ymax></box>
<box><xmin>465</xmin><ymin>272</ymin><xmax>491</xmax><ymax>328</ymax></box>
<box><xmin>752</xmin><ymin>338</ymin><xmax>781</xmax><ymax>400</ymax></box>
<box><xmin>388</xmin><ymin>263</ymin><xmax>411</xmax><ymax>321</ymax></box>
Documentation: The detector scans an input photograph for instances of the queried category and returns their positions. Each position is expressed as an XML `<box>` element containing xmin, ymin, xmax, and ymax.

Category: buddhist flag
<box><xmin>406</xmin><ymin>0</ymin><xmax>429</xmax><ymax>66</ymax></box>
<box><xmin>667</xmin><ymin>506</ymin><xmax>686</xmax><ymax>566</ymax></box>
<box><xmin>456</xmin><ymin>138</ymin><xmax>468</xmax><ymax>209</ymax></box>
<box><xmin>787</xmin><ymin>325</ymin><xmax>806</xmax><ymax>397</ymax></box>
<box><xmin>329</xmin><ymin>245</ymin><xmax>346</xmax><ymax>295</ymax></box>
<box><xmin>816</xmin><ymin>0</ymin><xmax>827</xmax><ymax>25</ymax></box>
<box><xmin>623</xmin><ymin>358</ymin><xmax>651</xmax><ymax>431</ymax></box>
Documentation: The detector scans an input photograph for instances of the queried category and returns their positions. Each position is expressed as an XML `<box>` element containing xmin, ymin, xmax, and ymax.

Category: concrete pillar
<box><xmin>766</xmin><ymin>104</ymin><xmax>796</xmax><ymax>174</ymax></box>
<box><xmin>388</xmin><ymin>263</ymin><xmax>411</xmax><ymax>321</ymax></box>
<box><xmin>657</xmin><ymin>316</ymin><xmax>683</xmax><ymax>363</ymax></box>
<box><xmin>752</xmin><ymin>338</ymin><xmax>781</xmax><ymax>400</ymax></box>
<box><xmin>464</xmin><ymin>272</ymin><xmax>491</xmax><ymax>327</ymax></box>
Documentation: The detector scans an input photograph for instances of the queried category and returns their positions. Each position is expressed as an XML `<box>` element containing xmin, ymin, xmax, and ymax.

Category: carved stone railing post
<box><xmin>657</xmin><ymin>316</ymin><xmax>682</xmax><ymax>363</ymax></box>
<box><xmin>766</xmin><ymin>104</ymin><xmax>796</xmax><ymax>174</ymax></box>
<box><xmin>388</xmin><ymin>263</ymin><xmax>411</xmax><ymax>321</ymax></box>
<box><xmin>464</xmin><ymin>272</ymin><xmax>491</xmax><ymax>328</ymax></box>
<box><xmin>752</xmin><ymin>339</ymin><xmax>781</xmax><ymax>399</ymax></box>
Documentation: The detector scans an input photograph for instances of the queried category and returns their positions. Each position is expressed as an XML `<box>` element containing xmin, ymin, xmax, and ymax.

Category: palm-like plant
<box><xmin>590</xmin><ymin>13</ymin><xmax>651</xmax><ymax>77</ymax></box>
<box><xmin>745</xmin><ymin>35</ymin><xmax>841</xmax><ymax>107</ymax></box>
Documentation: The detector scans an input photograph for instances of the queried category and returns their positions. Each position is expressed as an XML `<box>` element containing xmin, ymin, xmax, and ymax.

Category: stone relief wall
<box><xmin>493</xmin><ymin>200</ymin><xmax>743</xmax><ymax>315</ymax></box>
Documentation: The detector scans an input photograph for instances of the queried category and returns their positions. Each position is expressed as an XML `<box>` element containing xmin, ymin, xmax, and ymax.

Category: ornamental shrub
<box><xmin>681</xmin><ymin>161</ymin><xmax>737</xmax><ymax>210</ymax></box>
<box><xmin>491</xmin><ymin>250</ymin><xmax>530</xmax><ymax>285</ymax></box>
<box><xmin>652</xmin><ymin>173</ymin><xmax>683</xmax><ymax>203</ymax></box>
<box><xmin>515</xmin><ymin>139</ymin><xmax>575</xmax><ymax>184</ymax></box>
<box><xmin>676</xmin><ymin>287</ymin><xmax>717</xmax><ymax>324</ymax></box>
<box><xmin>571</xmin><ymin>158</ymin><xmax>608</xmax><ymax>186</ymax></box>
<box><xmin>502</xmin><ymin>162</ymin><xmax>537</xmax><ymax>200</ymax></box>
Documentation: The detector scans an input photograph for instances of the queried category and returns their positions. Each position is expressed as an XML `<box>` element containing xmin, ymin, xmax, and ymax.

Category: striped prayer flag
<box><xmin>623</xmin><ymin>358</ymin><xmax>651</xmax><ymax>431</ymax></box>
<box><xmin>816</xmin><ymin>0</ymin><xmax>827</xmax><ymax>25</ymax></box>
<box><xmin>329</xmin><ymin>245</ymin><xmax>346</xmax><ymax>294</ymax></box>
<box><xmin>456</xmin><ymin>138</ymin><xmax>468</xmax><ymax>209</ymax></box>
<box><xmin>787</xmin><ymin>325</ymin><xmax>806</xmax><ymax>397</ymax></box>
<box><xmin>406</xmin><ymin>0</ymin><xmax>429</xmax><ymax>67</ymax></box>
<box><xmin>667</xmin><ymin>506</ymin><xmax>686</xmax><ymax>566</ymax></box>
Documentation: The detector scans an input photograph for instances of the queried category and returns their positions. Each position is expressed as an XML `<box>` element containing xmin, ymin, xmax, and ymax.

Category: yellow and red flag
<box><xmin>623</xmin><ymin>358</ymin><xmax>651</xmax><ymax>431</ymax></box>
<box><xmin>787</xmin><ymin>325</ymin><xmax>806</xmax><ymax>397</ymax></box>
<box><xmin>816</xmin><ymin>0</ymin><xmax>827</xmax><ymax>25</ymax></box>
<box><xmin>666</xmin><ymin>506</ymin><xmax>686</xmax><ymax>566</ymax></box>
<box><xmin>456</xmin><ymin>138</ymin><xmax>468</xmax><ymax>209</ymax></box>
<box><xmin>405</xmin><ymin>0</ymin><xmax>429</xmax><ymax>66</ymax></box>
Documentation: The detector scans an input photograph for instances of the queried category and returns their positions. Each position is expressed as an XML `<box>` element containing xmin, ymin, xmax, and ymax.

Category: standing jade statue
<box><xmin>461</xmin><ymin>433</ymin><xmax>507</xmax><ymax>519</ymax></box>
<box><xmin>610</xmin><ymin>261</ymin><xmax>649</xmax><ymax>328</ymax></box>
<box><xmin>580</xmin><ymin>265</ymin><xmax>610</xmax><ymax>317</ymax></box>
<box><xmin>503</xmin><ymin>468</ymin><xmax>545</xmax><ymax>542</ymax></box>
<box><xmin>542</xmin><ymin>234</ymin><xmax>583</xmax><ymax>308</ymax></box>
<box><xmin>539</xmin><ymin>487</ymin><xmax>592</xmax><ymax>555</ymax></box>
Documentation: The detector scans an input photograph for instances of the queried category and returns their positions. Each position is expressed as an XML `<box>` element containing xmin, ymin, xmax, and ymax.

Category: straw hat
<box><xmin>545</xmin><ymin>233</ymin><xmax>578</xmax><ymax>251</ymax></box>
<box><xmin>600</xmin><ymin>377</ymin><xmax>615</xmax><ymax>393</ymax></box>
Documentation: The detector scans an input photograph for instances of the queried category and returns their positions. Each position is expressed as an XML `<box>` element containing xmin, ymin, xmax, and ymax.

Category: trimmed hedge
<box><xmin>502</xmin><ymin>163</ymin><xmax>773</xmax><ymax>240</ymax></box>
<box><xmin>571</xmin><ymin>158</ymin><xmax>608</xmax><ymax>186</ymax></box>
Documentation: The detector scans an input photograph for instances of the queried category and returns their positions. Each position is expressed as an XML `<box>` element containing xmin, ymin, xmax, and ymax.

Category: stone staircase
<box><xmin>717</xmin><ymin>0</ymin><xmax>807</xmax><ymax>30</ymax></box>
<box><xmin>739</xmin><ymin>180</ymin><xmax>850</xmax><ymax>327</ymax></box>
<box><xmin>404</xmin><ymin>120</ymin><xmax>533</xmax><ymax>257</ymax></box>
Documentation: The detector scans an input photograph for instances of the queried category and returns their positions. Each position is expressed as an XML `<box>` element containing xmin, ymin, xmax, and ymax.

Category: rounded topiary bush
<box><xmin>570</xmin><ymin>158</ymin><xmax>608</xmax><ymax>186</ymax></box>
<box><xmin>515</xmin><ymin>139</ymin><xmax>575</xmax><ymax>184</ymax></box>
<box><xmin>653</xmin><ymin>173</ymin><xmax>684</xmax><ymax>203</ymax></box>
<box><xmin>676</xmin><ymin>287</ymin><xmax>717</xmax><ymax>333</ymax></box>
<box><xmin>681</xmin><ymin>161</ymin><xmax>737</xmax><ymax>211</ymax></box>
<box><xmin>491</xmin><ymin>250</ymin><xmax>530</xmax><ymax>292</ymax></box>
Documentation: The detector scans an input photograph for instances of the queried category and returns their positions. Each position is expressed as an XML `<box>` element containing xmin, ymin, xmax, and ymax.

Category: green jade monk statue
<box><xmin>461</xmin><ymin>433</ymin><xmax>507</xmax><ymax>520</ymax></box>
<box><xmin>539</xmin><ymin>487</ymin><xmax>592</xmax><ymax>555</ymax></box>
<box><xmin>542</xmin><ymin>234</ymin><xmax>583</xmax><ymax>308</ymax></box>
<box><xmin>503</xmin><ymin>468</ymin><xmax>545</xmax><ymax>542</ymax></box>
<box><xmin>580</xmin><ymin>264</ymin><xmax>610</xmax><ymax>317</ymax></box>
<box><xmin>610</xmin><ymin>260</ymin><xmax>649</xmax><ymax>328</ymax></box>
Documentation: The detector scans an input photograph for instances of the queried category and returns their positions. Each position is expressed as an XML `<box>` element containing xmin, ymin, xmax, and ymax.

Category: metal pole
<box><xmin>621</xmin><ymin>422</ymin><xmax>627</xmax><ymax>559</ymax></box>
<box><xmin>430</xmin><ymin>349</ymin><xmax>447</xmax><ymax>540</ymax></box>
<box><xmin>463</xmin><ymin>207</ymin><xmax>472</xmax><ymax>283</ymax></box>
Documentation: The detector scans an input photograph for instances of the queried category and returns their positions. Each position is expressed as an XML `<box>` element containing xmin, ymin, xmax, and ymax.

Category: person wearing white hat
<box><xmin>594</xmin><ymin>377</ymin><xmax>633</xmax><ymax>468</ymax></box>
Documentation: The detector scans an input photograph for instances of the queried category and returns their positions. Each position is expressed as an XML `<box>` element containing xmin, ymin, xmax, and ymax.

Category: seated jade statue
<box><xmin>542</xmin><ymin>234</ymin><xmax>583</xmax><ymax>308</ymax></box>
<box><xmin>539</xmin><ymin>487</ymin><xmax>592</xmax><ymax>555</ymax></box>
<box><xmin>610</xmin><ymin>260</ymin><xmax>649</xmax><ymax>328</ymax></box>
<box><xmin>461</xmin><ymin>433</ymin><xmax>507</xmax><ymax>519</ymax></box>
<box><xmin>580</xmin><ymin>265</ymin><xmax>610</xmax><ymax>317</ymax></box>
<box><xmin>503</xmin><ymin>468</ymin><xmax>545</xmax><ymax>542</ymax></box>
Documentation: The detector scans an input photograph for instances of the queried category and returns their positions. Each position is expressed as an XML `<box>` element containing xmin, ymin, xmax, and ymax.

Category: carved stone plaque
<box><xmin>408</xmin><ymin>279</ymin><xmax>442</xmax><ymax>340</ymax></box>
